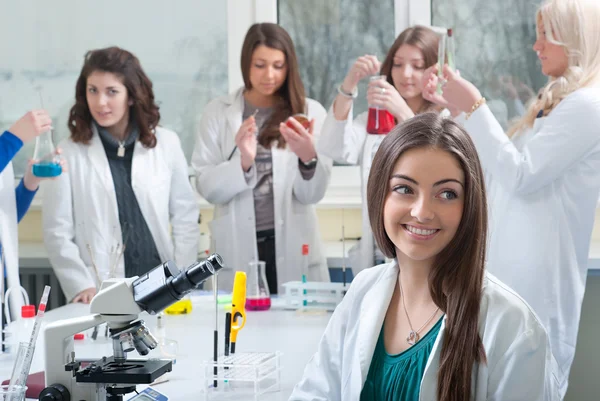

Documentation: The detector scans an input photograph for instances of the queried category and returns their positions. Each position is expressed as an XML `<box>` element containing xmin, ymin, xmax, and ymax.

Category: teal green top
<box><xmin>360</xmin><ymin>316</ymin><xmax>444</xmax><ymax>401</ymax></box>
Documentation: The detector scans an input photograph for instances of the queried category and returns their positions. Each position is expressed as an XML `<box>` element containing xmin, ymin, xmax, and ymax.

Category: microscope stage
<box><xmin>73</xmin><ymin>357</ymin><xmax>173</xmax><ymax>384</ymax></box>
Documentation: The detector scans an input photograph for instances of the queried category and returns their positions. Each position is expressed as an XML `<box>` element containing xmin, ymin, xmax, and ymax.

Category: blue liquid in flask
<box><xmin>32</xmin><ymin>162</ymin><xmax>62</xmax><ymax>177</ymax></box>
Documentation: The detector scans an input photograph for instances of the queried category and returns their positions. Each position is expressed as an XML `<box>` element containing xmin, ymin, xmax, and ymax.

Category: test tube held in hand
<box><xmin>436</xmin><ymin>32</ymin><xmax>447</xmax><ymax>94</ymax></box>
<box><xmin>446</xmin><ymin>28</ymin><xmax>456</xmax><ymax>71</ymax></box>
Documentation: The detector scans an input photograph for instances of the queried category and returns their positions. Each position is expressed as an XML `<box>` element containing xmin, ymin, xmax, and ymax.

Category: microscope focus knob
<box><xmin>39</xmin><ymin>383</ymin><xmax>71</xmax><ymax>401</ymax></box>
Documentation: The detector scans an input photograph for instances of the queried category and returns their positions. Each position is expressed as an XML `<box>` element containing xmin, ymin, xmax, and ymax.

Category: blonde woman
<box><xmin>423</xmin><ymin>0</ymin><xmax>600</xmax><ymax>396</ymax></box>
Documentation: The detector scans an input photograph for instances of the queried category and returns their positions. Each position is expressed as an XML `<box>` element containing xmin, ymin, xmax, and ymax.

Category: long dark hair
<box><xmin>367</xmin><ymin>112</ymin><xmax>488</xmax><ymax>401</ymax></box>
<box><xmin>240</xmin><ymin>23</ymin><xmax>305</xmax><ymax>148</ymax></box>
<box><xmin>380</xmin><ymin>26</ymin><xmax>440</xmax><ymax>114</ymax></box>
<box><xmin>68</xmin><ymin>46</ymin><xmax>159</xmax><ymax>148</ymax></box>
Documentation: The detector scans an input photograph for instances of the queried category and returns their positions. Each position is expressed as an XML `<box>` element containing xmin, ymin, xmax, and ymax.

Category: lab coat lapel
<box><xmin>89</xmin><ymin>125</ymin><xmax>117</xmax><ymax>195</ymax></box>
<box><xmin>225</xmin><ymin>89</ymin><xmax>244</xmax><ymax>158</ymax></box>
<box><xmin>417</xmin><ymin>315</ymin><xmax>447</xmax><ymax>400</ymax></box>
<box><xmin>87</xmin><ymin>125</ymin><xmax>119</xmax><ymax>230</ymax></box>
<box><xmin>356</xmin><ymin>262</ymin><xmax>398</xmax><ymax>389</ymax></box>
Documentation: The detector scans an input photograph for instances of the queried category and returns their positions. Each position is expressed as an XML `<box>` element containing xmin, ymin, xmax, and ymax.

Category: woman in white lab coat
<box><xmin>318</xmin><ymin>26</ymin><xmax>441</xmax><ymax>274</ymax></box>
<box><xmin>422</xmin><ymin>0</ymin><xmax>600</xmax><ymax>396</ymax></box>
<box><xmin>43</xmin><ymin>47</ymin><xmax>199</xmax><ymax>303</ymax></box>
<box><xmin>290</xmin><ymin>113</ymin><xmax>558</xmax><ymax>401</ymax></box>
<box><xmin>1</xmin><ymin>110</ymin><xmax>56</xmax><ymax>317</ymax></box>
<box><xmin>192</xmin><ymin>23</ymin><xmax>331</xmax><ymax>294</ymax></box>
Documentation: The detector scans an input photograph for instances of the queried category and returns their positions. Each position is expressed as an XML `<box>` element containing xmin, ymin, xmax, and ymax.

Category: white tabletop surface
<box><xmin>0</xmin><ymin>296</ymin><xmax>333</xmax><ymax>401</ymax></box>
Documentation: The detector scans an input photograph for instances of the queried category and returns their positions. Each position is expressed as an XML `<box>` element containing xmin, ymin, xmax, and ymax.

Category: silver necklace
<box><xmin>399</xmin><ymin>275</ymin><xmax>440</xmax><ymax>345</ymax></box>
<box><xmin>117</xmin><ymin>140</ymin><xmax>125</xmax><ymax>157</ymax></box>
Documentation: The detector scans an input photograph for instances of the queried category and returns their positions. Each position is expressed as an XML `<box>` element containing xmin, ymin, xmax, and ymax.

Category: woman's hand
<box><xmin>341</xmin><ymin>55</ymin><xmax>381</xmax><ymax>95</ymax></box>
<box><xmin>235</xmin><ymin>115</ymin><xmax>258</xmax><ymax>171</ymax></box>
<box><xmin>279</xmin><ymin>117</ymin><xmax>317</xmax><ymax>163</ymax></box>
<box><xmin>423</xmin><ymin>65</ymin><xmax>482</xmax><ymax>114</ymax></box>
<box><xmin>367</xmin><ymin>78</ymin><xmax>414</xmax><ymax>122</ymax></box>
<box><xmin>9</xmin><ymin>110</ymin><xmax>52</xmax><ymax>143</ymax></box>
<box><xmin>72</xmin><ymin>287</ymin><xmax>97</xmax><ymax>304</ymax></box>
<box><xmin>422</xmin><ymin>65</ymin><xmax>455</xmax><ymax>110</ymax></box>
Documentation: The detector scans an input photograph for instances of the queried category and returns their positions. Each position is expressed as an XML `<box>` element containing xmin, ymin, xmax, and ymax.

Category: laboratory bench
<box><xmin>0</xmin><ymin>300</ymin><xmax>331</xmax><ymax>401</ymax></box>
<box><xmin>8</xmin><ymin>242</ymin><xmax>600</xmax><ymax>400</ymax></box>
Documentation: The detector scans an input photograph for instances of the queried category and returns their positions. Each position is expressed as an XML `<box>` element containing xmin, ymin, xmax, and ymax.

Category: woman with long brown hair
<box><xmin>43</xmin><ymin>47</ymin><xmax>199</xmax><ymax>303</ymax></box>
<box><xmin>318</xmin><ymin>26</ymin><xmax>442</xmax><ymax>275</ymax></box>
<box><xmin>192</xmin><ymin>23</ymin><xmax>332</xmax><ymax>294</ymax></box>
<box><xmin>290</xmin><ymin>112</ymin><xmax>558</xmax><ymax>400</ymax></box>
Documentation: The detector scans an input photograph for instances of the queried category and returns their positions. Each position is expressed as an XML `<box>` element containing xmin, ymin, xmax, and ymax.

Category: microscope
<box><xmin>39</xmin><ymin>254</ymin><xmax>224</xmax><ymax>401</ymax></box>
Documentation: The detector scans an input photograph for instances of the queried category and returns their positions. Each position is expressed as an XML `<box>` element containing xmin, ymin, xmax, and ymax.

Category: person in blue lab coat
<box><xmin>0</xmin><ymin>110</ymin><xmax>65</xmax><ymax>318</ymax></box>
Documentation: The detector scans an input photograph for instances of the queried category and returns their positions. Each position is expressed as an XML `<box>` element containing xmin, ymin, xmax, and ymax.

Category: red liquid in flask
<box><xmin>246</xmin><ymin>297</ymin><xmax>271</xmax><ymax>311</ymax></box>
<box><xmin>366</xmin><ymin>108</ymin><xmax>395</xmax><ymax>135</ymax></box>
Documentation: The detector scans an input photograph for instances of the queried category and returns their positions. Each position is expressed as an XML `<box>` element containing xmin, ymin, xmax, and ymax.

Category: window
<box><xmin>431</xmin><ymin>0</ymin><xmax>545</xmax><ymax>129</ymax></box>
<box><xmin>278</xmin><ymin>0</ymin><xmax>396</xmax><ymax>115</ymax></box>
<box><xmin>0</xmin><ymin>0</ymin><xmax>227</xmax><ymax>176</ymax></box>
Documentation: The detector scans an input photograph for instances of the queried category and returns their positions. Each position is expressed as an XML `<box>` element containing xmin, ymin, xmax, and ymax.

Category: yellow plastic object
<box><xmin>164</xmin><ymin>298</ymin><xmax>193</xmax><ymax>315</ymax></box>
<box><xmin>230</xmin><ymin>271</ymin><xmax>247</xmax><ymax>343</ymax></box>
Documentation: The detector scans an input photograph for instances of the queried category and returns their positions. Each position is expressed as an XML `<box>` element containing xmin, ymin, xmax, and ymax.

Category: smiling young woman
<box><xmin>290</xmin><ymin>112</ymin><xmax>558</xmax><ymax>401</ymax></box>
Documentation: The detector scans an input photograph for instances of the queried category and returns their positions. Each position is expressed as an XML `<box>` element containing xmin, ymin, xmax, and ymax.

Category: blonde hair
<box><xmin>507</xmin><ymin>0</ymin><xmax>600</xmax><ymax>137</ymax></box>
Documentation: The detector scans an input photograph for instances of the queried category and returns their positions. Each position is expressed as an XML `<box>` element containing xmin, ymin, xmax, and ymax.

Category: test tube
<box><xmin>436</xmin><ymin>32</ymin><xmax>447</xmax><ymax>94</ymax></box>
<box><xmin>8</xmin><ymin>286</ymin><xmax>50</xmax><ymax>392</ymax></box>
<box><xmin>446</xmin><ymin>28</ymin><xmax>456</xmax><ymax>71</ymax></box>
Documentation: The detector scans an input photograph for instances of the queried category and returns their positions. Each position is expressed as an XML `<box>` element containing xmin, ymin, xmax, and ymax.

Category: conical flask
<box><xmin>366</xmin><ymin>75</ymin><xmax>395</xmax><ymax>135</ymax></box>
<box><xmin>32</xmin><ymin>129</ymin><xmax>61</xmax><ymax>177</ymax></box>
<box><xmin>245</xmin><ymin>261</ymin><xmax>271</xmax><ymax>311</ymax></box>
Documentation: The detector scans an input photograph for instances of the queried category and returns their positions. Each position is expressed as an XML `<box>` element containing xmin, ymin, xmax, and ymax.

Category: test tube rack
<box><xmin>202</xmin><ymin>351</ymin><xmax>281</xmax><ymax>401</ymax></box>
<box><xmin>281</xmin><ymin>281</ymin><xmax>348</xmax><ymax>311</ymax></box>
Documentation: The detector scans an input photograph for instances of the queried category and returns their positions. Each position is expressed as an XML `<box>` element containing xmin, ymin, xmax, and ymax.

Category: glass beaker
<box><xmin>32</xmin><ymin>130</ymin><xmax>61</xmax><ymax>178</ymax></box>
<box><xmin>366</xmin><ymin>75</ymin><xmax>395</xmax><ymax>135</ymax></box>
<box><xmin>245</xmin><ymin>261</ymin><xmax>271</xmax><ymax>311</ymax></box>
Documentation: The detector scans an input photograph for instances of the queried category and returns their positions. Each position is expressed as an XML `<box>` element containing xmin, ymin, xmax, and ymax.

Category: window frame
<box><xmin>231</xmin><ymin>0</ymin><xmax>412</xmax><ymax>95</ymax></box>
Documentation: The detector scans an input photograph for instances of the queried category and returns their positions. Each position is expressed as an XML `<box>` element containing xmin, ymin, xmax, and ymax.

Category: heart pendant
<box><xmin>407</xmin><ymin>331</ymin><xmax>419</xmax><ymax>345</ymax></box>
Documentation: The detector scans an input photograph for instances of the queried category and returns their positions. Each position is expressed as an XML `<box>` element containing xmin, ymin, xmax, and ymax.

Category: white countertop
<box><xmin>0</xmin><ymin>300</ymin><xmax>331</xmax><ymax>400</ymax></box>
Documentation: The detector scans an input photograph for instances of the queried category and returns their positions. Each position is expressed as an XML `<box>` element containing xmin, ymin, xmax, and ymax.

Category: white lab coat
<box><xmin>461</xmin><ymin>87</ymin><xmax>600</xmax><ymax>398</ymax></box>
<box><xmin>191</xmin><ymin>88</ymin><xmax>332</xmax><ymax>292</ymax></box>
<box><xmin>289</xmin><ymin>261</ymin><xmax>560</xmax><ymax>401</ymax></box>
<box><xmin>42</xmin><ymin>125</ymin><xmax>199</xmax><ymax>301</ymax></box>
<box><xmin>0</xmin><ymin>161</ymin><xmax>23</xmax><ymax>319</ymax></box>
<box><xmin>317</xmin><ymin>106</ymin><xmax>385</xmax><ymax>274</ymax></box>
